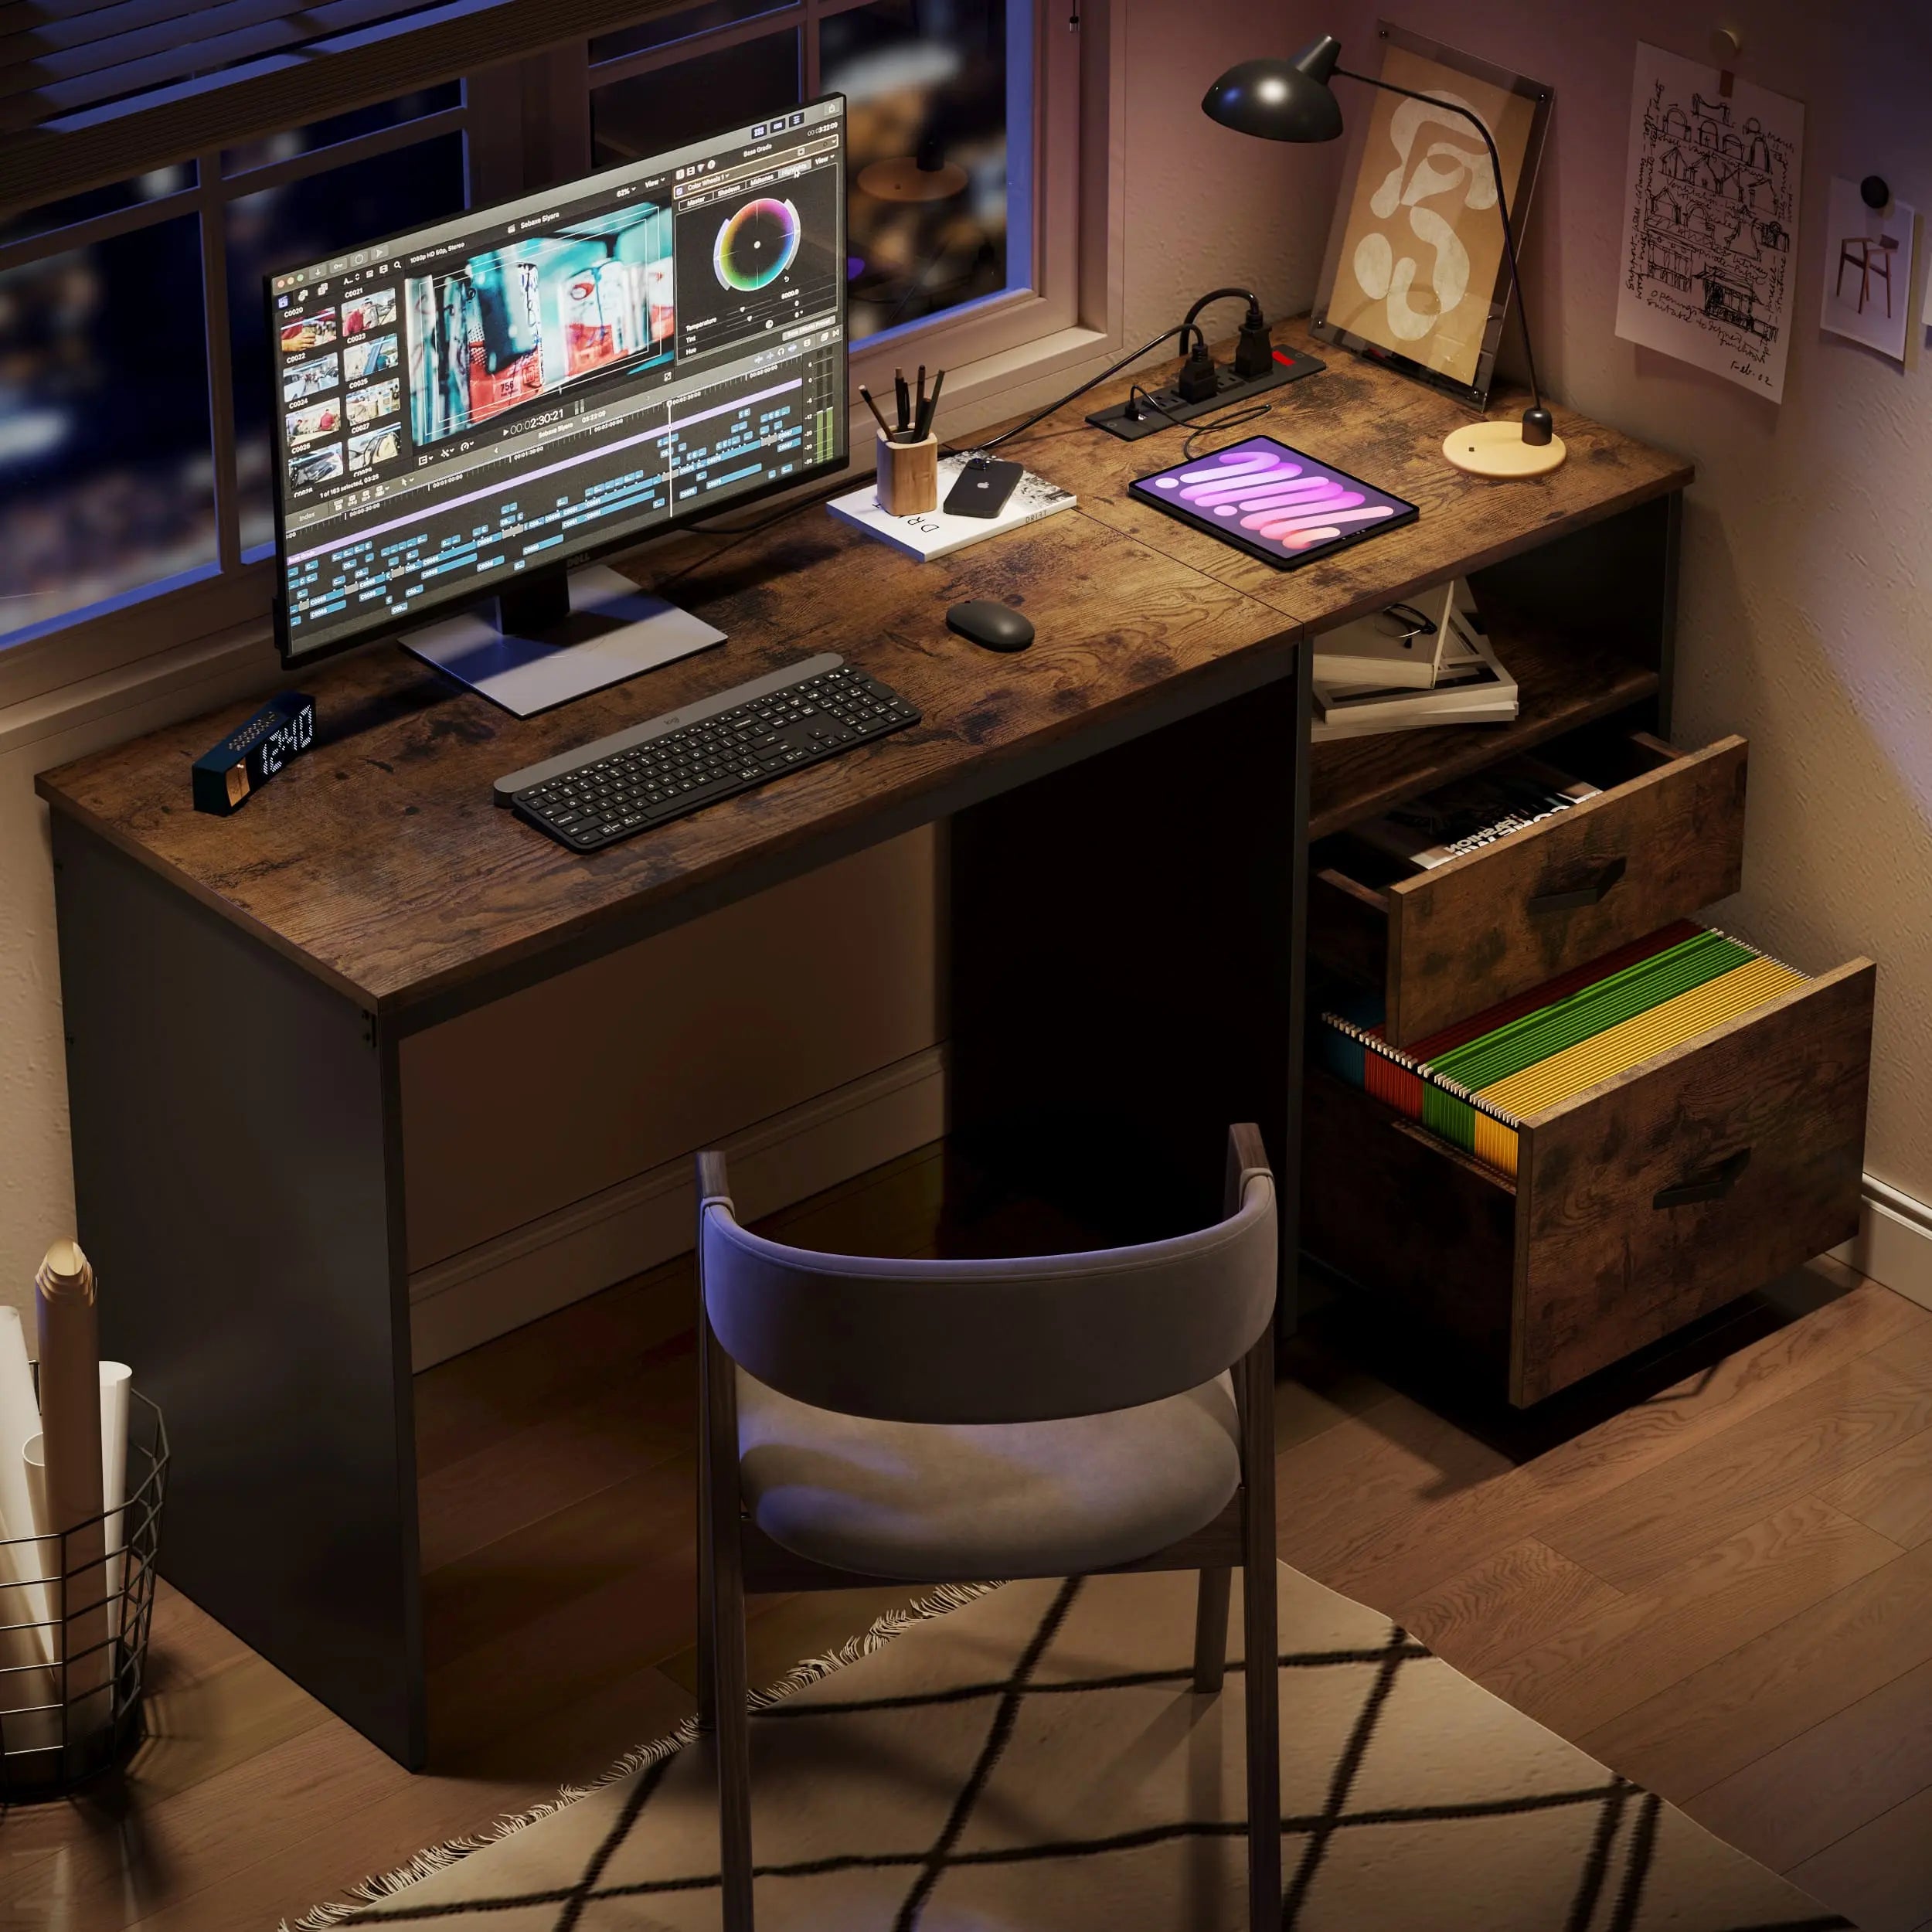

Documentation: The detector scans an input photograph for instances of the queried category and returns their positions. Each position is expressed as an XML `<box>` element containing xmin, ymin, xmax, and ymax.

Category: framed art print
<box><xmin>1129</xmin><ymin>437</ymin><xmax>1419</xmax><ymax>572</ymax></box>
<box><xmin>1311</xmin><ymin>23</ymin><xmax>1553</xmax><ymax>408</ymax></box>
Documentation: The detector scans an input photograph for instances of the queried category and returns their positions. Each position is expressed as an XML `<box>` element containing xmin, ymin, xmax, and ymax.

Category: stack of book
<box><xmin>1311</xmin><ymin>578</ymin><xmax>1516</xmax><ymax>742</ymax></box>
<box><xmin>1319</xmin><ymin>923</ymin><xmax>1808</xmax><ymax>1179</ymax></box>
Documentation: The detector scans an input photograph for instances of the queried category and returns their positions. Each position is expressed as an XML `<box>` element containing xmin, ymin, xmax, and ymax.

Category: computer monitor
<box><xmin>267</xmin><ymin>97</ymin><xmax>849</xmax><ymax>715</ymax></box>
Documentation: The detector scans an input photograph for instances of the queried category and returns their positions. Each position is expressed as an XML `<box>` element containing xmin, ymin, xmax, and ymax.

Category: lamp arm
<box><xmin>1332</xmin><ymin>65</ymin><xmax>1546</xmax><ymax>422</ymax></box>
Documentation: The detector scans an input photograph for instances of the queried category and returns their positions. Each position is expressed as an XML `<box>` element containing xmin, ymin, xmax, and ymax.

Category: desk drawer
<box><xmin>1311</xmin><ymin>733</ymin><xmax>1748</xmax><ymax>1046</ymax></box>
<box><xmin>1304</xmin><ymin>956</ymin><xmax>1875</xmax><ymax>1405</ymax></box>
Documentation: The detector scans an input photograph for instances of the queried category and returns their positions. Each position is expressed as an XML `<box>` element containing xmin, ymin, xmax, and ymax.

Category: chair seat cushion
<box><xmin>736</xmin><ymin>1369</ymin><xmax>1241</xmax><ymax>1580</ymax></box>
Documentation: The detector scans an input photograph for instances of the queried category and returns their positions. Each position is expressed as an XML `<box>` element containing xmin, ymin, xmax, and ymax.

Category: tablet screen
<box><xmin>1129</xmin><ymin>435</ymin><xmax>1419</xmax><ymax>570</ymax></box>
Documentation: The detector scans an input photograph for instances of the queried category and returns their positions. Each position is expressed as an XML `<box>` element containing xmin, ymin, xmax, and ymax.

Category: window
<box><xmin>3</xmin><ymin>0</ymin><xmax>1101</xmax><ymax>699</ymax></box>
<box><xmin>0</xmin><ymin>87</ymin><xmax>477</xmax><ymax>684</ymax></box>
<box><xmin>581</xmin><ymin>0</ymin><xmax>1060</xmax><ymax>367</ymax></box>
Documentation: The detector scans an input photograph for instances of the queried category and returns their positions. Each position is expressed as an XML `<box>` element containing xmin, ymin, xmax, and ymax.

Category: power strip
<box><xmin>1086</xmin><ymin>345</ymin><xmax>1326</xmax><ymax>441</ymax></box>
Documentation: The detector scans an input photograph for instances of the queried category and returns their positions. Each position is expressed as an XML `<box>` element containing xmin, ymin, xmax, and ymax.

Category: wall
<box><xmin>1315</xmin><ymin>0</ymin><xmax>1932</xmax><ymax>1202</ymax></box>
<box><xmin>0</xmin><ymin>0</ymin><xmax>1341</xmax><ymax>1335</ymax></box>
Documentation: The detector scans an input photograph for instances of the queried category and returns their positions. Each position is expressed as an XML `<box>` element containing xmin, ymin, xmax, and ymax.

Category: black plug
<box><xmin>1234</xmin><ymin>303</ymin><xmax>1274</xmax><ymax>380</ymax></box>
<box><xmin>1175</xmin><ymin>332</ymin><xmax>1220</xmax><ymax>404</ymax></box>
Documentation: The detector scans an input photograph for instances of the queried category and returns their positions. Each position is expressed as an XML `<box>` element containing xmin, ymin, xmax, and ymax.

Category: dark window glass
<box><xmin>826</xmin><ymin>0</ymin><xmax>1013</xmax><ymax>339</ymax></box>
<box><xmin>590</xmin><ymin>33</ymin><xmax>801</xmax><ymax>168</ymax></box>
<box><xmin>592</xmin><ymin>0</ymin><xmax>794</xmax><ymax>65</ymax></box>
<box><xmin>228</xmin><ymin>134</ymin><xmax>467</xmax><ymax>553</ymax></box>
<box><xmin>0</xmin><ymin>165</ymin><xmax>196</xmax><ymax>250</ymax></box>
<box><xmin>222</xmin><ymin>85</ymin><xmax>464</xmax><ymax>175</ymax></box>
<box><xmin>0</xmin><ymin>216</ymin><xmax>216</xmax><ymax>644</ymax></box>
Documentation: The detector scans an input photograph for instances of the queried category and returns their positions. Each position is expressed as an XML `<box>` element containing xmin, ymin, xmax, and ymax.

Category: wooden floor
<box><xmin>6</xmin><ymin>1142</ymin><xmax>1932</xmax><ymax>1932</ymax></box>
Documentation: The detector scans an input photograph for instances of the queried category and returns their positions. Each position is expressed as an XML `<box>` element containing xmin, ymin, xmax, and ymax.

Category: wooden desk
<box><xmin>37</xmin><ymin>321</ymin><xmax>1690</xmax><ymax>1764</ymax></box>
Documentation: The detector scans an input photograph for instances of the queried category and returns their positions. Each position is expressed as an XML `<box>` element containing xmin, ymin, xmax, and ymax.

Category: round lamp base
<box><xmin>1442</xmin><ymin>420</ymin><xmax>1569</xmax><ymax>478</ymax></box>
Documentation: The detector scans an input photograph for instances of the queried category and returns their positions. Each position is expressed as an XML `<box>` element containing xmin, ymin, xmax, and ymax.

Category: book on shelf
<box><xmin>1311</xmin><ymin>624</ymin><xmax>1516</xmax><ymax>741</ymax></box>
<box><xmin>826</xmin><ymin>457</ymin><xmax>1076</xmax><ymax>560</ymax></box>
<box><xmin>1349</xmin><ymin>757</ymin><xmax>1602</xmax><ymax>870</ymax></box>
<box><xmin>1311</xmin><ymin>577</ymin><xmax>1481</xmax><ymax>691</ymax></box>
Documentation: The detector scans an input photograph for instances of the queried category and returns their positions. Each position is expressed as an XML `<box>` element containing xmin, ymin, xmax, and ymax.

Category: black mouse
<box><xmin>947</xmin><ymin>599</ymin><xmax>1034</xmax><ymax>653</ymax></box>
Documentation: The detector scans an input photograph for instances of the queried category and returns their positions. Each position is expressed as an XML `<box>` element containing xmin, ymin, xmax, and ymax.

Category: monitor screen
<box><xmin>268</xmin><ymin>97</ymin><xmax>848</xmax><ymax>664</ymax></box>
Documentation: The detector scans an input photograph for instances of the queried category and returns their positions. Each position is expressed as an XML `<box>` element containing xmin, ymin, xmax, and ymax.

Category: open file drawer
<box><xmin>1303</xmin><ymin>957</ymin><xmax>1875</xmax><ymax>1405</ymax></box>
<box><xmin>1309</xmin><ymin>733</ymin><xmax>1748</xmax><ymax>1047</ymax></box>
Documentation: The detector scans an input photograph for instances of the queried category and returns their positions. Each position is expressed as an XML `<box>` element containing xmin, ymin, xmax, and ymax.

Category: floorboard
<box><xmin>5</xmin><ymin>1142</ymin><xmax>1929</xmax><ymax>1932</ymax></box>
<box><xmin>1689</xmin><ymin>1654</ymin><xmax>1932</xmax><ymax>1872</ymax></box>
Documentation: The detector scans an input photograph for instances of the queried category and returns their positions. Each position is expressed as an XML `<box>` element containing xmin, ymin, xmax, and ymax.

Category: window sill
<box><xmin>3</xmin><ymin>318</ymin><xmax>1134</xmax><ymax>761</ymax></box>
<box><xmin>0</xmin><ymin>617</ymin><xmax>280</xmax><ymax>762</ymax></box>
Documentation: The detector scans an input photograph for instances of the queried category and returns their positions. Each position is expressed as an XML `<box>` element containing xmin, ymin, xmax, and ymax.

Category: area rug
<box><xmin>291</xmin><ymin>1564</ymin><xmax>1852</xmax><ymax>1931</ymax></box>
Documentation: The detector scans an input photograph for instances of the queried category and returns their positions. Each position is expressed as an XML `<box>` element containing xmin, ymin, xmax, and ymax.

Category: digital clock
<box><xmin>191</xmin><ymin>692</ymin><xmax>317</xmax><ymax>815</ymax></box>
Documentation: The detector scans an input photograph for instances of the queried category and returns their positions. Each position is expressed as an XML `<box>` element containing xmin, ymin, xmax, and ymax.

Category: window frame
<box><xmin>576</xmin><ymin>0</ymin><xmax>1070</xmax><ymax>379</ymax></box>
<box><xmin>1</xmin><ymin>0</ymin><xmax>1120</xmax><ymax>715</ymax></box>
<box><xmin>0</xmin><ymin>88</ymin><xmax>498</xmax><ymax>710</ymax></box>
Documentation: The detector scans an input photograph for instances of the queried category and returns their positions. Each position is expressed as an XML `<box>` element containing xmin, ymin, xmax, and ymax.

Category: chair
<box><xmin>1836</xmin><ymin>233</ymin><xmax>1898</xmax><ymax>315</ymax></box>
<box><xmin>694</xmin><ymin>1125</ymin><xmax>1281</xmax><ymax>1930</ymax></box>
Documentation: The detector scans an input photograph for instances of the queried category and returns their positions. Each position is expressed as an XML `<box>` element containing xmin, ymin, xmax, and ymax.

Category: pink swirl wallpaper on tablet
<box><xmin>1129</xmin><ymin>436</ymin><xmax>1417</xmax><ymax>568</ymax></box>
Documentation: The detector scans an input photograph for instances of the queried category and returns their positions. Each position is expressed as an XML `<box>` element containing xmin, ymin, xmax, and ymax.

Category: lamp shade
<box><xmin>1201</xmin><ymin>34</ymin><xmax>1345</xmax><ymax>144</ymax></box>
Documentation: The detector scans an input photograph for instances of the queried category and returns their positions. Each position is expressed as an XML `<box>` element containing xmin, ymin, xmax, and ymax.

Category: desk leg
<box><xmin>948</xmin><ymin>668</ymin><xmax>1305</xmax><ymax>1311</ymax></box>
<box><xmin>51</xmin><ymin>820</ymin><xmax>424</xmax><ymax>1767</ymax></box>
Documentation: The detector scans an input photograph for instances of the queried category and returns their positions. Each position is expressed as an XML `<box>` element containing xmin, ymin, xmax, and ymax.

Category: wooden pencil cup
<box><xmin>876</xmin><ymin>432</ymin><xmax>940</xmax><ymax>516</ymax></box>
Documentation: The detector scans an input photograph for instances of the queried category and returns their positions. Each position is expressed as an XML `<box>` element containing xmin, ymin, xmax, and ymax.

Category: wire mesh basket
<box><xmin>0</xmin><ymin>1387</ymin><xmax>167</xmax><ymax>1799</ymax></box>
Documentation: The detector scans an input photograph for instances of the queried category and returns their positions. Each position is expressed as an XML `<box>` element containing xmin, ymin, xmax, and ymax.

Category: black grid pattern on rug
<box><xmin>345</xmin><ymin>1578</ymin><xmax>1855</xmax><ymax>1931</ymax></box>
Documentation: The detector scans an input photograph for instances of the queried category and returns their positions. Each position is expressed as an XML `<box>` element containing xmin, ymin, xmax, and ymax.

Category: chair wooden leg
<box><xmin>713</xmin><ymin>1537</ymin><xmax>755</xmax><ymax>1932</ymax></box>
<box><xmin>696</xmin><ymin>1464</ymin><xmax>717</xmax><ymax>1733</ymax></box>
<box><xmin>696</xmin><ymin>1267</ymin><xmax>754</xmax><ymax>1930</ymax></box>
<box><xmin>1233</xmin><ymin>1319</ymin><xmax>1281</xmax><ymax>1932</ymax></box>
<box><xmin>1192</xmin><ymin>1567</ymin><xmax>1232</xmax><ymax>1693</ymax></box>
<box><xmin>1242</xmin><ymin>1546</ymin><xmax>1280</xmax><ymax>1930</ymax></box>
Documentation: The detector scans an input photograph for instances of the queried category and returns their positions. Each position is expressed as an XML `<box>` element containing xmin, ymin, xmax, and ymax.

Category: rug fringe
<box><xmin>281</xmin><ymin>1578</ymin><xmax>1003</xmax><ymax>1930</ymax></box>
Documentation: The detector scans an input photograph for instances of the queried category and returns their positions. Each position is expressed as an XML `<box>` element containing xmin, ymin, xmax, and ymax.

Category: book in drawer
<box><xmin>1311</xmin><ymin>733</ymin><xmax>1748</xmax><ymax>1047</ymax></box>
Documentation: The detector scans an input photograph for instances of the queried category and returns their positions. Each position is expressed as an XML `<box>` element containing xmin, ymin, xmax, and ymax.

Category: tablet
<box><xmin>1129</xmin><ymin>435</ymin><xmax>1419</xmax><ymax>570</ymax></box>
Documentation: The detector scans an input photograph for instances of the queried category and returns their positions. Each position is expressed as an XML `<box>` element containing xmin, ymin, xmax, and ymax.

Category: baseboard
<box><xmin>1829</xmin><ymin>1175</ymin><xmax>1932</xmax><ymax>1315</ymax></box>
<box><xmin>407</xmin><ymin>1044</ymin><xmax>948</xmax><ymax>1368</ymax></box>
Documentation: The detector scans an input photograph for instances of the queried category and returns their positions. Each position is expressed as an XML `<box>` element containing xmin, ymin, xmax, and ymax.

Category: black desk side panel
<box><xmin>50</xmin><ymin>816</ymin><xmax>423</xmax><ymax>1767</ymax></box>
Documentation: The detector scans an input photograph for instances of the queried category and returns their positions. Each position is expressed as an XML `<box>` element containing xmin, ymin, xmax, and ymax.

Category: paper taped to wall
<box><xmin>1614</xmin><ymin>41</ymin><xmax>1804</xmax><ymax>402</ymax></box>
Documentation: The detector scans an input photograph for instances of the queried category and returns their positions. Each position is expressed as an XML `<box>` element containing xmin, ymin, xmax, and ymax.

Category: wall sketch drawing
<box><xmin>1614</xmin><ymin>42</ymin><xmax>1804</xmax><ymax>401</ymax></box>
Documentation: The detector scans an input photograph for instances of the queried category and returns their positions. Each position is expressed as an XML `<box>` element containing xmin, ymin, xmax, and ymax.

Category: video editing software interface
<box><xmin>270</xmin><ymin>97</ymin><xmax>847</xmax><ymax>662</ymax></box>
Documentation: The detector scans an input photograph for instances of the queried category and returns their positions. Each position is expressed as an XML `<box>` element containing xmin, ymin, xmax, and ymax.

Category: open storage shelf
<box><xmin>1308</xmin><ymin>608</ymin><xmax>1661</xmax><ymax>841</ymax></box>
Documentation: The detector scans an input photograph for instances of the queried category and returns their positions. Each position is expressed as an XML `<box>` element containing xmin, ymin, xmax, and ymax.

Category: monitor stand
<box><xmin>401</xmin><ymin>563</ymin><xmax>726</xmax><ymax>718</ymax></box>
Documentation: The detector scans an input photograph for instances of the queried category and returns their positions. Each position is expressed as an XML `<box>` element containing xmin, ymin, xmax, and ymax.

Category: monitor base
<box><xmin>402</xmin><ymin>566</ymin><xmax>726</xmax><ymax>718</ymax></box>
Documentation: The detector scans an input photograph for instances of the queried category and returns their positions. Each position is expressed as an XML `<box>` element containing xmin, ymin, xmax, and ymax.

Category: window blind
<box><xmin>0</xmin><ymin>0</ymin><xmax>679</xmax><ymax>214</ymax></box>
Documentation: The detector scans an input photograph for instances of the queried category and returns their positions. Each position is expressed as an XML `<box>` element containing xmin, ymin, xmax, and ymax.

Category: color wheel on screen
<box><xmin>1128</xmin><ymin>435</ymin><xmax>1419</xmax><ymax>570</ymax></box>
<box><xmin>713</xmin><ymin>197</ymin><xmax>801</xmax><ymax>291</ymax></box>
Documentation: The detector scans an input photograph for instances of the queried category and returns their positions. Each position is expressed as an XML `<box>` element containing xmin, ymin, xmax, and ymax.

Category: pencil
<box><xmin>917</xmin><ymin>368</ymin><xmax>945</xmax><ymax>441</ymax></box>
<box><xmin>857</xmin><ymin>386</ymin><xmax>894</xmax><ymax>441</ymax></box>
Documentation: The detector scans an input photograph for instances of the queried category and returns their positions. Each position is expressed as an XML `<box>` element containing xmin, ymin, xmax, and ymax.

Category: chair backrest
<box><xmin>699</xmin><ymin>1147</ymin><xmax>1276</xmax><ymax>1425</ymax></box>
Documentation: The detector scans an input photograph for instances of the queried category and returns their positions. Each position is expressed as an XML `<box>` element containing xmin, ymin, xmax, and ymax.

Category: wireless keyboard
<box><xmin>492</xmin><ymin>653</ymin><xmax>921</xmax><ymax>852</ymax></box>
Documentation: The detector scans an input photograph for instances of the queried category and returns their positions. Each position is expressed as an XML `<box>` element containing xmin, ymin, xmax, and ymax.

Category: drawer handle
<box><xmin>1653</xmin><ymin>1147</ymin><xmax>1752</xmax><ymax>1210</ymax></box>
<box><xmin>1527</xmin><ymin>855</ymin><xmax>1627</xmax><ymax>916</ymax></box>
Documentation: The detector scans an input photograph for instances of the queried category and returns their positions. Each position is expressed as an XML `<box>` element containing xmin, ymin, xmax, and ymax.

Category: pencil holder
<box><xmin>876</xmin><ymin>432</ymin><xmax>940</xmax><ymax>517</ymax></box>
<box><xmin>0</xmin><ymin>1386</ymin><xmax>167</xmax><ymax>1800</ymax></box>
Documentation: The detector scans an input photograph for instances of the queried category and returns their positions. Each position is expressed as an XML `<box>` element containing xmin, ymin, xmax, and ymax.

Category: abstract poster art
<box><xmin>1313</xmin><ymin>30</ymin><xmax>1550</xmax><ymax>405</ymax></box>
<box><xmin>1614</xmin><ymin>42</ymin><xmax>1804</xmax><ymax>401</ymax></box>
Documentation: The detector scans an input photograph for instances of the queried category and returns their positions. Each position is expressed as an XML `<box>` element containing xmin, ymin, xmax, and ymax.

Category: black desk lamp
<box><xmin>1202</xmin><ymin>33</ymin><xmax>1565</xmax><ymax>478</ymax></box>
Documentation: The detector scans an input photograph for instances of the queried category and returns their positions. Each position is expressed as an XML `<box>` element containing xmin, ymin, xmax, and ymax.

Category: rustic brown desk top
<box><xmin>38</xmin><ymin>321</ymin><xmax>1691</xmax><ymax>1020</ymax></box>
